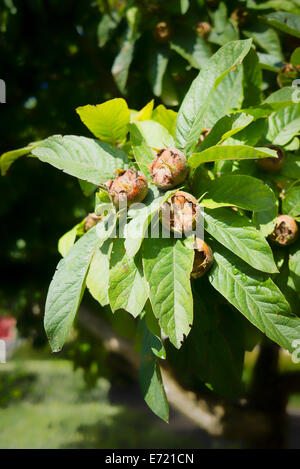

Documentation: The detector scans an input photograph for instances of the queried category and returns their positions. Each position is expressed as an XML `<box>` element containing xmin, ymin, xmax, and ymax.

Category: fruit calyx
<box><xmin>191</xmin><ymin>238</ymin><xmax>214</xmax><ymax>278</ymax></box>
<box><xmin>161</xmin><ymin>191</ymin><xmax>199</xmax><ymax>235</ymax></box>
<box><xmin>150</xmin><ymin>147</ymin><xmax>189</xmax><ymax>190</ymax></box>
<box><xmin>258</xmin><ymin>145</ymin><xmax>285</xmax><ymax>172</ymax></box>
<box><xmin>106</xmin><ymin>169</ymin><xmax>148</xmax><ymax>207</ymax></box>
<box><xmin>269</xmin><ymin>215</ymin><xmax>299</xmax><ymax>246</ymax></box>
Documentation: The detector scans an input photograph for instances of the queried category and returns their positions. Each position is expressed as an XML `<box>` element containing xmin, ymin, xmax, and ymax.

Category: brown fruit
<box><xmin>257</xmin><ymin>145</ymin><xmax>285</xmax><ymax>172</ymax></box>
<box><xmin>191</xmin><ymin>238</ymin><xmax>214</xmax><ymax>278</ymax></box>
<box><xmin>230</xmin><ymin>7</ymin><xmax>250</xmax><ymax>26</ymax></box>
<box><xmin>269</xmin><ymin>215</ymin><xmax>299</xmax><ymax>246</ymax></box>
<box><xmin>161</xmin><ymin>191</ymin><xmax>200</xmax><ymax>235</ymax></box>
<box><xmin>153</xmin><ymin>22</ymin><xmax>172</xmax><ymax>44</ymax></box>
<box><xmin>196</xmin><ymin>22</ymin><xmax>212</xmax><ymax>39</ymax></box>
<box><xmin>150</xmin><ymin>147</ymin><xmax>189</xmax><ymax>190</ymax></box>
<box><xmin>84</xmin><ymin>213</ymin><xmax>103</xmax><ymax>232</ymax></box>
<box><xmin>106</xmin><ymin>169</ymin><xmax>148</xmax><ymax>207</ymax></box>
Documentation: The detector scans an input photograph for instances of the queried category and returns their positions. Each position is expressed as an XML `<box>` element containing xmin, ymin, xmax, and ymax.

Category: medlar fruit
<box><xmin>269</xmin><ymin>215</ymin><xmax>299</xmax><ymax>246</ymax></box>
<box><xmin>153</xmin><ymin>22</ymin><xmax>172</xmax><ymax>44</ymax></box>
<box><xmin>106</xmin><ymin>169</ymin><xmax>148</xmax><ymax>207</ymax></box>
<box><xmin>191</xmin><ymin>238</ymin><xmax>214</xmax><ymax>278</ymax></box>
<box><xmin>196</xmin><ymin>22</ymin><xmax>212</xmax><ymax>39</ymax></box>
<box><xmin>161</xmin><ymin>191</ymin><xmax>199</xmax><ymax>235</ymax></box>
<box><xmin>150</xmin><ymin>147</ymin><xmax>189</xmax><ymax>190</ymax></box>
<box><xmin>84</xmin><ymin>213</ymin><xmax>103</xmax><ymax>232</ymax></box>
<box><xmin>230</xmin><ymin>7</ymin><xmax>250</xmax><ymax>26</ymax></box>
<box><xmin>257</xmin><ymin>145</ymin><xmax>285</xmax><ymax>172</ymax></box>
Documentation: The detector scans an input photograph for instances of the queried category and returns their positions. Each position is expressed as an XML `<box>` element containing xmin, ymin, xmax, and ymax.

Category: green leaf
<box><xmin>280</xmin><ymin>153</ymin><xmax>300</xmax><ymax>180</ymax></box>
<box><xmin>139</xmin><ymin>316</ymin><xmax>169</xmax><ymax>422</ymax></box>
<box><xmin>180</xmin><ymin>0</ymin><xmax>190</xmax><ymax>14</ymax></box>
<box><xmin>289</xmin><ymin>249</ymin><xmax>300</xmax><ymax>293</ymax></box>
<box><xmin>152</xmin><ymin>105</ymin><xmax>177</xmax><ymax>136</ymax></box>
<box><xmin>170</xmin><ymin>32</ymin><xmax>212</xmax><ymax>69</ymax></box>
<box><xmin>282</xmin><ymin>184</ymin><xmax>300</xmax><ymax>217</ymax></box>
<box><xmin>175</xmin><ymin>39</ymin><xmax>253</xmax><ymax>154</ymax></box>
<box><xmin>133</xmin><ymin>100</ymin><xmax>154</xmax><ymax>121</ymax></box>
<box><xmin>130</xmin><ymin>121</ymin><xmax>174</xmax><ymax>178</ymax></box>
<box><xmin>0</xmin><ymin>142</ymin><xmax>40</xmax><ymax>175</ymax></box>
<box><xmin>291</xmin><ymin>47</ymin><xmax>300</xmax><ymax>67</ymax></box>
<box><xmin>142</xmin><ymin>237</ymin><xmax>194</xmax><ymax>349</ymax></box>
<box><xmin>97</xmin><ymin>13</ymin><xmax>120</xmax><ymax>47</ymax></box>
<box><xmin>204</xmin><ymin>208</ymin><xmax>278</xmax><ymax>273</ymax></box>
<box><xmin>76</xmin><ymin>98</ymin><xmax>130</xmax><ymax>144</ymax></box>
<box><xmin>265</xmin><ymin>11</ymin><xmax>300</xmax><ymax>38</ymax></box>
<box><xmin>197</xmin><ymin>114</ymin><xmax>254</xmax><ymax>151</ymax></box>
<box><xmin>201</xmin><ymin>175</ymin><xmax>276</xmax><ymax>212</ymax></box>
<box><xmin>148</xmin><ymin>47</ymin><xmax>169</xmax><ymax>97</ymax></box>
<box><xmin>32</xmin><ymin>135</ymin><xmax>129</xmax><ymax>185</ymax></box>
<box><xmin>243</xmin><ymin>48</ymin><xmax>263</xmax><ymax>107</ymax></box>
<box><xmin>58</xmin><ymin>221</ymin><xmax>85</xmax><ymax>258</ymax></box>
<box><xmin>243</xmin><ymin>23</ymin><xmax>283</xmax><ymax>59</ymax></box>
<box><xmin>266</xmin><ymin>103</ymin><xmax>300</xmax><ymax>146</ymax></box>
<box><xmin>209</xmin><ymin>242</ymin><xmax>300</xmax><ymax>353</ymax></box>
<box><xmin>109</xmin><ymin>238</ymin><xmax>148</xmax><ymax>317</ymax></box>
<box><xmin>252</xmin><ymin>205</ymin><xmax>278</xmax><ymax>237</ymax></box>
<box><xmin>263</xmin><ymin>87</ymin><xmax>295</xmax><ymax>110</ymax></box>
<box><xmin>257</xmin><ymin>52</ymin><xmax>284</xmax><ymax>72</ymax></box>
<box><xmin>45</xmin><ymin>216</ymin><xmax>116</xmax><ymax>352</ymax></box>
<box><xmin>112</xmin><ymin>29</ymin><xmax>136</xmax><ymax>94</ymax></box>
<box><xmin>125</xmin><ymin>187</ymin><xmax>174</xmax><ymax>258</ymax></box>
<box><xmin>86</xmin><ymin>238</ymin><xmax>113</xmax><ymax>306</ymax></box>
<box><xmin>78</xmin><ymin>179</ymin><xmax>97</xmax><ymax>197</ymax></box>
<box><xmin>189</xmin><ymin>145</ymin><xmax>277</xmax><ymax>168</ymax></box>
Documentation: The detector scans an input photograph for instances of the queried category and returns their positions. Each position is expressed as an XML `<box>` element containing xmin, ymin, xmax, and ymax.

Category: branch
<box><xmin>78</xmin><ymin>308</ymin><xmax>272</xmax><ymax>440</ymax></box>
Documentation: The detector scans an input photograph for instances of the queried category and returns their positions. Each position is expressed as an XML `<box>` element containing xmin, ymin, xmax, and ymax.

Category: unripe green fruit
<box><xmin>150</xmin><ymin>147</ymin><xmax>189</xmax><ymax>190</ymax></box>
<box><xmin>269</xmin><ymin>215</ymin><xmax>299</xmax><ymax>246</ymax></box>
<box><xmin>257</xmin><ymin>145</ymin><xmax>285</xmax><ymax>172</ymax></box>
<box><xmin>191</xmin><ymin>238</ymin><xmax>214</xmax><ymax>278</ymax></box>
<box><xmin>106</xmin><ymin>169</ymin><xmax>148</xmax><ymax>207</ymax></box>
<box><xmin>161</xmin><ymin>191</ymin><xmax>199</xmax><ymax>235</ymax></box>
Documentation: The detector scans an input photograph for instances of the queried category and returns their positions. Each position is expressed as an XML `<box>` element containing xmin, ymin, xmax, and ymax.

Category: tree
<box><xmin>2</xmin><ymin>37</ymin><xmax>300</xmax><ymax>447</ymax></box>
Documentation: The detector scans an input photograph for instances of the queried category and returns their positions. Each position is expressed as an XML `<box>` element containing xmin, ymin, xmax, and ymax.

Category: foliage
<box><xmin>3</xmin><ymin>33</ymin><xmax>300</xmax><ymax>421</ymax></box>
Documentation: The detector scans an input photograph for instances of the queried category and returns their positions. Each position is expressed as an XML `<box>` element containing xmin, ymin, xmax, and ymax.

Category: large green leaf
<box><xmin>266</xmin><ymin>104</ymin><xmax>300</xmax><ymax>146</ymax></box>
<box><xmin>86</xmin><ymin>238</ymin><xmax>113</xmax><ymax>306</ymax></box>
<box><xmin>175</xmin><ymin>39</ymin><xmax>252</xmax><ymax>154</ymax></box>
<box><xmin>76</xmin><ymin>98</ymin><xmax>130</xmax><ymax>144</ymax></box>
<box><xmin>142</xmin><ymin>237</ymin><xmax>194</xmax><ymax>349</ymax></box>
<box><xmin>44</xmin><ymin>216</ymin><xmax>116</xmax><ymax>352</ymax></box>
<box><xmin>282</xmin><ymin>184</ymin><xmax>300</xmax><ymax>217</ymax></box>
<box><xmin>243</xmin><ymin>48</ymin><xmax>263</xmax><ymax>107</ymax></box>
<box><xmin>189</xmin><ymin>145</ymin><xmax>277</xmax><ymax>168</ymax></box>
<box><xmin>265</xmin><ymin>11</ymin><xmax>300</xmax><ymax>38</ymax></box>
<box><xmin>32</xmin><ymin>135</ymin><xmax>129</xmax><ymax>185</ymax></box>
<box><xmin>111</xmin><ymin>28</ymin><xmax>136</xmax><ymax>93</ymax></box>
<box><xmin>252</xmin><ymin>205</ymin><xmax>278</xmax><ymax>237</ymax></box>
<box><xmin>130</xmin><ymin>121</ymin><xmax>174</xmax><ymax>178</ymax></box>
<box><xmin>148</xmin><ymin>47</ymin><xmax>169</xmax><ymax>97</ymax></box>
<box><xmin>139</xmin><ymin>315</ymin><xmax>169</xmax><ymax>422</ymax></box>
<box><xmin>204</xmin><ymin>208</ymin><xmax>278</xmax><ymax>273</ymax></box>
<box><xmin>58</xmin><ymin>221</ymin><xmax>85</xmax><ymax>258</ymax></box>
<box><xmin>289</xmin><ymin>249</ymin><xmax>300</xmax><ymax>293</ymax></box>
<box><xmin>109</xmin><ymin>238</ymin><xmax>148</xmax><ymax>317</ymax></box>
<box><xmin>125</xmin><ymin>186</ymin><xmax>174</xmax><ymax>258</ymax></box>
<box><xmin>263</xmin><ymin>87</ymin><xmax>295</xmax><ymax>110</ymax></box>
<box><xmin>201</xmin><ymin>175</ymin><xmax>276</xmax><ymax>211</ymax></box>
<box><xmin>209</xmin><ymin>243</ymin><xmax>300</xmax><ymax>353</ymax></box>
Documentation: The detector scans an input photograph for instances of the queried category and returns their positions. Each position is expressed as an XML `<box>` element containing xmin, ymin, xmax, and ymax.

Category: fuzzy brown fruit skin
<box><xmin>153</xmin><ymin>22</ymin><xmax>172</xmax><ymax>44</ymax></box>
<box><xmin>106</xmin><ymin>169</ymin><xmax>148</xmax><ymax>207</ymax></box>
<box><xmin>257</xmin><ymin>145</ymin><xmax>285</xmax><ymax>172</ymax></box>
<box><xmin>191</xmin><ymin>238</ymin><xmax>214</xmax><ymax>279</ymax></box>
<box><xmin>150</xmin><ymin>147</ymin><xmax>189</xmax><ymax>190</ymax></box>
<box><xmin>161</xmin><ymin>191</ymin><xmax>200</xmax><ymax>235</ymax></box>
<box><xmin>230</xmin><ymin>7</ymin><xmax>250</xmax><ymax>26</ymax></box>
<box><xmin>84</xmin><ymin>213</ymin><xmax>103</xmax><ymax>232</ymax></box>
<box><xmin>269</xmin><ymin>215</ymin><xmax>299</xmax><ymax>247</ymax></box>
<box><xmin>196</xmin><ymin>22</ymin><xmax>212</xmax><ymax>39</ymax></box>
